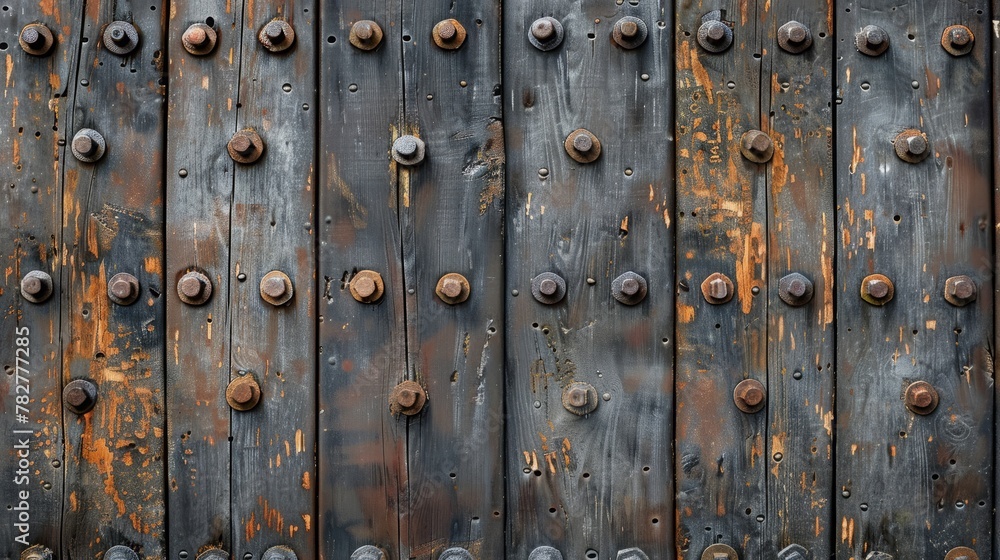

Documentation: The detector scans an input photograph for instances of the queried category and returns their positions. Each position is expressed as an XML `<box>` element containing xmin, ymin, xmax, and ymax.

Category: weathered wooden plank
<box><xmin>764</xmin><ymin>3</ymin><xmax>835</xmax><ymax>558</ymax></box>
<box><xmin>0</xmin><ymin>1</ymin><xmax>81</xmax><ymax>555</ymax></box>
<box><xmin>60</xmin><ymin>0</ymin><xmax>166</xmax><ymax>557</ymax></box>
<box><xmin>505</xmin><ymin>2</ymin><xmax>674</xmax><ymax>558</ymax></box>
<box><xmin>399</xmin><ymin>2</ymin><xmax>505</xmax><ymax>558</ymax></box>
<box><xmin>317</xmin><ymin>2</ymin><xmax>407</xmax><ymax>559</ymax></box>
<box><xmin>166</xmin><ymin>1</ymin><xmax>242</xmax><ymax>556</ymax></box>
<box><xmin>674</xmin><ymin>1</ymin><xmax>768</xmax><ymax>558</ymax></box>
<box><xmin>228</xmin><ymin>1</ymin><xmax>317</xmax><ymax>558</ymax></box>
<box><xmin>835</xmin><ymin>2</ymin><xmax>993</xmax><ymax>559</ymax></box>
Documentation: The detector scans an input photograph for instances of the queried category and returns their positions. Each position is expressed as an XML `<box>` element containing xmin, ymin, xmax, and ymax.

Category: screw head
<box><xmin>103</xmin><ymin>21</ymin><xmax>139</xmax><ymax>55</ymax></box>
<box><xmin>110</xmin><ymin>27</ymin><xmax>128</xmax><ymax>45</ymax></box>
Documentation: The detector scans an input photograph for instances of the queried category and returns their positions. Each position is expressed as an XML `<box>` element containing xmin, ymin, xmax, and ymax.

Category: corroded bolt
<box><xmin>20</xmin><ymin>544</ymin><xmax>54</xmax><ymax>560</ymax></box>
<box><xmin>860</xmin><ymin>274</ymin><xmax>893</xmax><ymax>305</ymax></box>
<box><xmin>573</xmin><ymin>133</ymin><xmax>593</xmax><ymax>153</ymax></box>
<box><xmin>787</xmin><ymin>279</ymin><xmax>806</xmax><ymax>297</ymax></box>
<box><xmin>395</xmin><ymin>136</ymin><xmax>418</xmax><ymax>157</ymax></box>
<box><xmin>22</xmin><ymin>276</ymin><xmax>43</xmax><ymax>296</ymax></box>
<box><xmin>856</xmin><ymin>24</ymin><xmax>889</xmax><ymax>56</ymax></box>
<box><xmin>226</xmin><ymin>375</ymin><xmax>261</xmax><ymax>411</ymax></box>
<box><xmin>531</xmin><ymin>19</ymin><xmax>555</xmax><ymax>41</ymax></box>
<box><xmin>350</xmin><ymin>270</ymin><xmax>384</xmax><ymax>303</ymax></box>
<box><xmin>396</xmin><ymin>387</ymin><xmax>418</xmax><ymax>408</ymax></box>
<box><xmin>894</xmin><ymin>130</ymin><xmax>929</xmax><ymax>163</ymax></box>
<box><xmin>265</xmin><ymin>21</ymin><xmax>286</xmax><ymax>43</ymax></box>
<box><xmin>906</xmin><ymin>135</ymin><xmax>927</xmax><ymax>156</ymax></box>
<box><xmin>262</xmin><ymin>277</ymin><xmax>285</xmax><ymax>298</ymax></box>
<box><xmin>733</xmin><ymin>379</ymin><xmax>766</xmax><ymax>413</ymax></box>
<box><xmin>621</xmin><ymin>277</ymin><xmax>640</xmax><ymax>296</ymax></box>
<box><xmin>704</xmin><ymin>20</ymin><xmax>727</xmax><ymax>42</ymax></box>
<box><xmin>864</xmin><ymin>26</ymin><xmax>884</xmax><ymax>47</ymax></box>
<box><xmin>392</xmin><ymin>135</ymin><xmax>425</xmax><ymax>165</ymax></box>
<box><xmin>786</xmin><ymin>23</ymin><xmax>807</xmax><ymax>43</ymax></box>
<box><xmin>867</xmin><ymin>278</ymin><xmax>888</xmax><ymax>299</ymax></box>
<box><xmin>261</xmin><ymin>546</ymin><xmax>298</xmax><ymax>560</ymax></box>
<box><xmin>740</xmin><ymin>385</ymin><xmax>764</xmax><ymax>406</ymax></box>
<box><xmin>110</xmin><ymin>27</ymin><xmax>128</xmax><ymax>45</ymax></box>
<box><xmin>354</xmin><ymin>276</ymin><xmax>376</xmax><ymax>298</ymax></box>
<box><xmin>437</xmin><ymin>20</ymin><xmax>457</xmax><ymax>41</ymax></box>
<box><xmin>436</xmin><ymin>273</ymin><xmax>470</xmax><ymax>304</ymax></box>
<box><xmin>945</xmin><ymin>275</ymin><xmax>977</xmax><ymax>306</ymax></box>
<box><xmin>110</xmin><ymin>278</ymin><xmax>132</xmax><ymax>298</ymax></box>
<box><xmin>709</xmin><ymin>278</ymin><xmax>728</xmax><ymax>299</ymax></box>
<box><xmin>539</xmin><ymin>278</ymin><xmax>558</xmax><ymax>296</ymax></box>
<box><xmin>562</xmin><ymin>381</ymin><xmax>598</xmax><ymax>415</ymax></box>
<box><xmin>532</xmin><ymin>271</ymin><xmax>567</xmax><ymax>304</ymax></box>
<box><xmin>108</xmin><ymin>272</ymin><xmax>139</xmax><ymax>305</ymax></box>
<box><xmin>779</xmin><ymin>272</ymin><xmax>814</xmax><ymax>306</ymax></box>
<box><xmin>620</xmin><ymin>20</ymin><xmax>639</xmax><ymax>38</ymax></box>
<box><xmin>740</xmin><ymin>130</ymin><xmax>773</xmax><ymax>163</ymax></box>
<box><xmin>73</xmin><ymin>135</ymin><xmax>95</xmax><ymax>156</ymax></box>
<box><xmin>20</xmin><ymin>270</ymin><xmax>53</xmax><ymax>303</ymax></box>
<box><xmin>21</xmin><ymin>27</ymin><xmax>41</xmax><ymax>46</ymax></box>
<box><xmin>63</xmin><ymin>379</ymin><xmax>98</xmax><ymax>414</ymax></box>
<box><xmin>177</xmin><ymin>270</ymin><xmax>213</xmax><ymax>305</ymax></box>
<box><xmin>183</xmin><ymin>25</ymin><xmax>208</xmax><ymax>47</ymax></box>
<box><xmin>949</xmin><ymin>26</ymin><xmax>971</xmax><ymax>47</ymax></box>
<box><xmin>440</xmin><ymin>277</ymin><xmax>464</xmax><ymax>298</ymax></box>
<box><xmin>390</xmin><ymin>380</ymin><xmax>427</xmax><ymax>416</ymax></box>
<box><xmin>351</xmin><ymin>546</ymin><xmax>388</xmax><ymax>560</ymax></box>
<box><xmin>105</xmin><ymin>546</ymin><xmax>139</xmax><ymax>560</ymax></box>
<box><xmin>701</xmin><ymin>272</ymin><xmax>734</xmax><ymax>304</ymax></box>
<box><xmin>230</xmin><ymin>134</ymin><xmax>254</xmax><ymax>156</ymax></box>
<box><xmin>230</xmin><ymin>382</ymin><xmax>254</xmax><ymax>405</ymax></box>
<box><xmin>259</xmin><ymin>270</ymin><xmax>294</xmax><ymax>306</ymax></box>
<box><xmin>567</xmin><ymin>386</ymin><xmax>588</xmax><ymax>408</ymax></box>
<box><xmin>904</xmin><ymin>381</ymin><xmax>938</xmax><ymax>415</ymax></box>
<box><xmin>355</xmin><ymin>22</ymin><xmax>374</xmax><ymax>41</ymax></box>
<box><xmin>179</xmin><ymin>275</ymin><xmax>204</xmax><ymax>298</ymax></box>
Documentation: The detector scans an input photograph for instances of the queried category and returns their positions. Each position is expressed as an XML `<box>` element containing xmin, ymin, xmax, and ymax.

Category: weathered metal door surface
<box><xmin>0</xmin><ymin>1</ymin><xmax>996</xmax><ymax>559</ymax></box>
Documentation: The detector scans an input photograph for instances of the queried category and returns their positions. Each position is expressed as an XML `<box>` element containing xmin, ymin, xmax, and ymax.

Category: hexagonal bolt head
<box><xmin>697</xmin><ymin>19</ymin><xmax>733</xmax><ymax>53</ymax></box>
<box><xmin>436</xmin><ymin>272</ymin><xmax>471</xmax><ymax>304</ymax></box>
<box><xmin>612</xmin><ymin>16</ymin><xmax>647</xmax><ymax>49</ymax></box>
<box><xmin>177</xmin><ymin>270</ymin><xmax>213</xmax><ymax>305</ymax></box>
<box><xmin>778</xmin><ymin>21</ymin><xmax>813</xmax><ymax>53</ymax></box>
<box><xmin>228</xmin><ymin>130</ymin><xmax>264</xmax><ymax>164</ymax></box>
<box><xmin>350</xmin><ymin>20</ymin><xmax>384</xmax><ymax>51</ymax></box>
<box><xmin>904</xmin><ymin>381</ymin><xmax>938</xmax><ymax>415</ymax></box>
<box><xmin>531</xmin><ymin>272</ymin><xmax>567</xmax><ymax>304</ymax></box>
<box><xmin>63</xmin><ymin>379</ymin><xmax>98</xmax><ymax>414</ymax></box>
<box><xmin>740</xmin><ymin>129</ymin><xmax>774</xmax><ymax>163</ymax></box>
<box><xmin>103</xmin><ymin>22</ymin><xmax>139</xmax><ymax>55</ymax></box>
<box><xmin>950</xmin><ymin>27</ymin><xmax>971</xmax><ymax>46</ymax></box>
<box><xmin>620</xmin><ymin>20</ymin><xmax>639</xmax><ymax>38</ymax></box>
<box><xmin>944</xmin><ymin>275</ymin><xmax>977</xmax><ymax>307</ymax></box>
<box><xmin>392</xmin><ymin>135</ymin><xmax>426</xmax><ymax>165</ymax></box>
<box><xmin>701</xmin><ymin>272</ymin><xmax>734</xmax><ymax>304</ymax></box>
<box><xmin>528</xmin><ymin>17</ymin><xmax>564</xmax><ymax>51</ymax></box>
<box><xmin>182</xmin><ymin>23</ymin><xmax>218</xmax><ymax>55</ymax></box>
<box><xmin>265</xmin><ymin>21</ymin><xmax>286</xmax><ymax>43</ymax></box>
<box><xmin>437</xmin><ymin>21</ymin><xmax>457</xmax><ymax>40</ymax></box>
<box><xmin>856</xmin><ymin>25</ymin><xmax>889</xmax><ymax>56</ymax></box>
<box><xmin>73</xmin><ymin>135</ymin><xmax>95</xmax><ymax>156</ymax></box>
<box><xmin>572</xmin><ymin>133</ymin><xmax>594</xmax><ymax>153</ymax></box>
<box><xmin>866</xmin><ymin>278</ymin><xmax>888</xmax><ymax>298</ymax></box>
<box><xmin>226</xmin><ymin>375</ymin><xmax>261</xmax><ymax>411</ymax></box>
<box><xmin>532</xmin><ymin>19</ymin><xmax>555</xmax><ymax>41</ymax></box>
<box><xmin>701</xmin><ymin>543</ymin><xmax>739</xmax><ymax>560</ymax></box>
<box><xmin>258</xmin><ymin>19</ymin><xmax>295</xmax><ymax>52</ymax></box>
<box><xmin>351</xmin><ymin>546</ymin><xmax>388</xmax><ymax>560</ymax></box>
<box><xmin>389</xmin><ymin>380</ymin><xmax>427</xmax><ymax>416</ymax></box>
<box><xmin>260</xmin><ymin>270</ymin><xmax>294</xmax><ymax>306</ymax></box>
<box><xmin>564</xmin><ymin>129</ymin><xmax>601</xmax><ymax>163</ymax></box>
<box><xmin>105</xmin><ymin>546</ymin><xmax>140</xmax><ymax>560</ymax></box>
<box><xmin>350</xmin><ymin>270</ymin><xmax>385</xmax><ymax>303</ymax></box>
<box><xmin>733</xmin><ymin>379</ymin><xmax>765</xmax><ymax>413</ymax></box>
<box><xmin>195</xmin><ymin>550</ymin><xmax>231</xmax><ymax>560</ymax></box>
<box><xmin>942</xmin><ymin>25</ymin><xmax>975</xmax><ymax>56</ymax></box>
<box><xmin>779</xmin><ymin>272</ymin><xmax>814</xmax><ymax>306</ymax></box>
<box><xmin>860</xmin><ymin>274</ymin><xmax>893</xmax><ymax>306</ymax></box>
<box><xmin>562</xmin><ymin>381</ymin><xmax>599</xmax><ymax>415</ymax></box>
<box><xmin>107</xmin><ymin>272</ymin><xmax>140</xmax><ymax>305</ymax></box>
<box><xmin>355</xmin><ymin>22</ymin><xmax>374</xmax><ymax>41</ymax></box>
<box><xmin>611</xmin><ymin>271</ymin><xmax>648</xmax><ymax>305</ymax></box>
<box><xmin>20</xmin><ymin>270</ymin><xmax>53</xmax><ymax>303</ymax></box>
<box><xmin>71</xmin><ymin>128</ymin><xmax>106</xmax><ymax>163</ymax></box>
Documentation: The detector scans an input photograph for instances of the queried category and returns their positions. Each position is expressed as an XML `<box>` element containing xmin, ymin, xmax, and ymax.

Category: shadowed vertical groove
<box><xmin>830</xmin><ymin>1</ymin><xmax>839</xmax><ymax>559</ymax></box>
<box><xmin>310</xmin><ymin>0</ymin><xmax>321</xmax><ymax>558</ymax></box>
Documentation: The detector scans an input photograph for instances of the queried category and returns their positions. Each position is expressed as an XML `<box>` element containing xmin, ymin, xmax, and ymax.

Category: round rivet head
<box><xmin>351</xmin><ymin>546</ymin><xmax>387</xmax><ymax>560</ymax></box>
<box><xmin>860</xmin><ymin>273</ymin><xmax>893</xmax><ymax>306</ymax></box>
<box><xmin>904</xmin><ymin>381</ymin><xmax>939</xmax><ymax>415</ymax></box>
<box><xmin>439</xmin><ymin>548</ymin><xmax>474</xmax><ymax>560</ymax></box>
<box><xmin>701</xmin><ymin>543</ymin><xmax>739</xmax><ymax>560</ymax></box>
<box><xmin>436</xmin><ymin>273</ymin><xmax>471</xmax><ymax>305</ymax></box>
<box><xmin>71</xmin><ymin>128</ymin><xmax>107</xmax><ymax>163</ymax></box>
<box><xmin>392</xmin><ymin>135</ymin><xmax>426</xmax><ymax>166</ymax></box>
<box><xmin>697</xmin><ymin>17</ymin><xmax>733</xmax><ymax>53</ymax></box>
<box><xmin>701</xmin><ymin>272</ymin><xmax>734</xmax><ymax>304</ymax></box>
<box><xmin>734</xmin><ymin>379</ymin><xmax>766</xmax><ymax>413</ymax></box>
<box><xmin>564</xmin><ymin>128</ymin><xmax>601</xmax><ymax>163</ymax></box>
<box><xmin>19</xmin><ymin>23</ymin><xmax>55</xmax><ymax>56</ymax></box>
<box><xmin>226</xmin><ymin>375</ymin><xmax>261</xmax><ymax>411</ymax></box>
<box><xmin>529</xmin><ymin>17</ymin><xmax>564</xmax><ymax>51</ymax></box>
<box><xmin>259</xmin><ymin>270</ymin><xmax>294</xmax><ymax>306</ymax></box>
<box><xmin>196</xmin><ymin>550</ymin><xmax>230</xmax><ymax>560</ymax></box>
<box><xmin>777</xmin><ymin>20</ymin><xmax>813</xmax><ymax>53</ymax></box>
<box><xmin>182</xmin><ymin>23</ymin><xmax>217</xmax><ymax>55</ymax></box>
<box><xmin>529</xmin><ymin>546</ymin><xmax>564</xmax><ymax>560</ymax></box>
<box><xmin>20</xmin><ymin>270</ymin><xmax>53</xmax><ymax>303</ymax></box>
<box><xmin>613</xmin><ymin>16</ymin><xmax>648</xmax><ymax>49</ymax></box>
<box><xmin>531</xmin><ymin>272</ymin><xmax>567</xmax><ymax>304</ymax></box>
<box><xmin>778</xmin><ymin>272</ymin><xmax>814</xmax><ymax>306</ymax></box>
<box><xmin>350</xmin><ymin>20</ymin><xmax>384</xmax><ymax>50</ymax></box>
<box><xmin>945</xmin><ymin>547</ymin><xmax>979</xmax><ymax>560</ymax></box>
<box><xmin>740</xmin><ymin>129</ymin><xmax>774</xmax><ymax>163</ymax></box>
<box><xmin>350</xmin><ymin>270</ymin><xmax>385</xmax><ymax>303</ymax></box>
<box><xmin>20</xmin><ymin>545</ymin><xmax>54</xmax><ymax>560</ymax></box>
<box><xmin>390</xmin><ymin>380</ymin><xmax>427</xmax><ymax>416</ymax></box>
<box><xmin>103</xmin><ymin>21</ymin><xmax>140</xmax><ymax>55</ymax></box>
<box><xmin>942</xmin><ymin>25</ymin><xmax>974</xmax><ymax>56</ymax></box>
<box><xmin>108</xmin><ymin>272</ymin><xmax>140</xmax><ymax>305</ymax></box>
<box><xmin>228</xmin><ymin>129</ymin><xmax>265</xmax><ymax>164</ymax></box>
<box><xmin>893</xmin><ymin>129</ymin><xmax>929</xmax><ymax>163</ymax></box>
<box><xmin>261</xmin><ymin>546</ymin><xmax>297</xmax><ymax>560</ymax></box>
<box><xmin>432</xmin><ymin>19</ymin><xmax>467</xmax><ymax>50</ymax></box>
<box><xmin>944</xmin><ymin>275</ymin><xmax>977</xmax><ymax>307</ymax></box>
<box><xmin>177</xmin><ymin>270</ymin><xmax>213</xmax><ymax>306</ymax></box>
<box><xmin>855</xmin><ymin>24</ymin><xmax>889</xmax><ymax>56</ymax></box>
<box><xmin>562</xmin><ymin>381</ymin><xmax>599</xmax><ymax>415</ymax></box>
<box><xmin>259</xmin><ymin>19</ymin><xmax>295</xmax><ymax>52</ymax></box>
<box><xmin>611</xmin><ymin>271</ymin><xmax>648</xmax><ymax>305</ymax></box>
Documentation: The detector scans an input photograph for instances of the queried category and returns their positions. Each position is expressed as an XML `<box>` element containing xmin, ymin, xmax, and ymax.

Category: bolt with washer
<box><xmin>107</xmin><ymin>272</ymin><xmax>140</xmax><ymax>305</ymax></box>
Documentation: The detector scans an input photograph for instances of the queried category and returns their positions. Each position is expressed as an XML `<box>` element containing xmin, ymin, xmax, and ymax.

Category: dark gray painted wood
<box><xmin>835</xmin><ymin>1</ymin><xmax>993</xmax><ymax>559</ymax></box>
<box><xmin>505</xmin><ymin>2</ymin><xmax>675</xmax><ymax>559</ymax></box>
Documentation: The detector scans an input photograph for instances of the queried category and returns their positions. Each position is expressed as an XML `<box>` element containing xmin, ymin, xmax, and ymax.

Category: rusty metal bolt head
<box><xmin>779</xmin><ymin>272</ymin><xmax>814</xmax><ymax>306</ymax></box>
<box><xmin>701</xmin><ymin>543</ymin><xmax>739</xmax><ymax>560</ymax></box>
<box><xmin>103</xmin><ymin>21</ymin><xmax>140</xmax><ymax>55</ymax></box>
<box><xmin>439</xmin><ymin>548</ymin><xmax>474</xmax><ymax>560</ymax></box>
<box><xmin>528</xmin><ymin>17</ymin><xmax>564</xmax><ymax>51</ymax></box>
<box><xmin>942</xmin><ymin>25</ymin><xmax>974</xmax><ymax>56</ymax></box>
<box><xmin>71</xmin><ymin>128</ymin><xmax>107</xmax><ymax>163</ymax></box>
<box><xmin>432</xmin><ymin>19</ymin><xmax>467</xmax><ymax>50</ymax></box>
<box><xmin>701</xmin><ymin>272</ymin><xmax>734</xmax><ymax>304</ymax></box>
<box><xmin>697</xmin><ymin>18</ymin><xmax>733</xmax><ymax>53</ymax></box>
<box><xmin>392</xmin><ymin>135</ymin><xmax>426</xmax><ymax>166</ymax></box>
<box><xmin>613</xmin><ymin>16</ymin><xmax>648</xmax><ymax>49</ymax></box>
<box><xmin>944</xmin><ymin>275</ymin><xmax>977</xmax><ymax>307</ymax></box>
<box><xmin>261</xmin><ymin>546</ymin><xmax>298</xmax><ymax>560</ymax></box>
<box><xmin>904</xmin><ymin>381</ymin><xmax>939</xmax><ymax>415</ymax></box>
<box><xmin>734</xmin><ymin>379</ymin><xmax>766</xmax><ymax>414</ymax></box>
<box><xmin>226</xmin><ymin>375</ymin><xmax>261</xmax><ymax>411</ymax></box>
<box><xmin>855</xmin><ymin>25</ymin><xmax>889</xmax><ymax>56</ymax></box>
<box><xmin>532</xmin><ymin>271</ymin><xmax>567</xmax><ymax>304</ymax></box>
<box><xmin>182</xmin><ymin>23</ymin><xmax>218</xmax><ymax>56</ymax></box>
<box><xmin>350</xmin><ymin>270</ymin><xmax>385</xmax><ymax>303</ymax></box>
<box><xmin>107</xmin><ymin>272</ymin><xmax>140</xmax><ymax>305</ymax></box>
<box><xmin>611</xmin><ymin>271</ymin><xmax>648</xmax><ymax>305</ymax></box>
<box><xmin>777</xmin><ymin>20</ymin><xmax>813</xmax><ymax>53</ymax></box>
<box><xmin>259</xmin><ymin>19</ymin><xmax>295</xmax><ymax>52</ymax></box>
<box><xmin>564</xmin><ymin>128</ymin><xmax>601</xmax><ymax>163</ymax></box>
<box><xmin>945</xmin><ymin>547</ymin><xmax>979</xmax><ymax>560</ymax></box>
<box><xmin>177</xmin><ymin>270</ymin><xmax>213</xmax><ymax>306</ymax></box>
<box><xmin>350</xmin><ymin>20</ymin><xmax>384</xmax><ymax>51</ymax></box>
<box><xmin>436</xmin><ymin>272</ymin><xmax>471</xmax><ymax>305</ymax></box>
<box><xmin>562</xmin><ymin>381</ymin><xmax>599</xmax><ymax>415</ymax></box>
<box><xmin>105</xmin><ymin>546</ymin><xmax>139</xmax><ymax>560</ymax></box>
<box><xmin>740</xmin><ymin>129</ymin><xmax>774</xmax><ymax>163</ymax></box>
<box><xmin>260</xmin><ymin>270</ymin><xmax>294</xmax><ymax>306</ymax></box>
<box><xmin>893</xmin><ymin>129</ymin><xmax>929</xmax><ymax>163</ymax></box>
<box><xmin>351</xmin><ymin>546</ymin><xmax>387</xmax><ymax>560</ymax></box>
<box><xmin>20</xmin><ymin>545</ymin><xmax>54</xmax><ymax>560</ymax></box>
<box><xmin>389</xmin><ymin>380</ymin><xmax>427</xmax><ymax>416</ymax></box>
<box><xmin>860</xmin><ymin>273</ymin><xmax>893</xmax><ymax>306</ymax></box>
<box><xmin>20</xmin><ymin>270</ymin><xmax>53</xmax><ymax>303</ymax></box>
<box><xmin>195</xmin><ymin>550</ymin><xmax>230</xmax><ymax>560</ymax></box>
<box><xmin>19</xmin><ymin>23</ymin><xmax>54</xmax><ymax>56</ymax></box>
<box><xmin>63</xmin><ymin>379</ymin><xmax>98</xmax><ymax>414</ymax></box>
<box><xmin>227</xmin><ymin>129</ymin><xmax>265</xmax><ymax>164</ymax></box>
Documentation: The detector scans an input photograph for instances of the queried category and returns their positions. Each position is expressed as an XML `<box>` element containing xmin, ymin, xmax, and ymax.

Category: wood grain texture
<box><xmin>228</xmin><ymin>1</ymin><xmax>317</xmax><ymax>557</ymax></box>
<box><xmin>764</xmin><ymin>2</ymin><xmax>835</xmax><ymax>558</ymax></box>
<box><xmin>0</xmin><ymin>1</ymin><xmax>81</xmax><ymax>555</ymax></box>
<box><xmin>166</xmin><ymin>1</ymin><xmax>242</xmax><ymax>556</ymax></box>
<box><xmin>674</xmin><ymin>1</ymin><xmax>768</xmax><ymax>558</ymax></box>
<box><xmin>317</xmin><ymin>2</ymin><xmax>407</xmax><ymax>559</ymax></box>
<box><xmin>504</xmin><ymin>2</ymin><xmax>675</xmax><ymax>558</ymax></box>
<box><xmin>399</xmin><ymin>1</ymin><xmax>505</xmax><ymax>558</ymax></box>
<box><xmin>60</xmin><ymin>0</ymin><xmax>166</xmax><ymax>557</ymax></box>
<box><xmin>835</xmin><ymin>2</ymin><xmax>993</xmax><ymax>559</ymax></box>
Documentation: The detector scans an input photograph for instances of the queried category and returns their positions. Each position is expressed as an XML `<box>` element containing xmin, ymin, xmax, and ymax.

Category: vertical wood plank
<box><xmin>399</xmin><ymin>1</ymin><xmax>505</xmax><ymax>558</ymax></box>
<box><xmin>317</xmin><ymin>1</ymin><xmax>406</xmax><ymax>558</ymax></box>
<box><xmin>674</xmin><ymin>1</ymin><xmax>769</xmax><ymax>559</ymax></box>
<box><xmin>0</xmin><ymin>1</ymin><xmax>81</xmax><ymax>554</ymax></box>
<box><xmin>835</xmin><ymin>2</ymin><xmax>993</xmax><ymax>559</ymax></box>
<box><xmin>504</xmin><ymin>1</ymin><xmax>675</xmax><ymax>558</ymax></box>
<box><xmin>60</xmin><ymin>0</ymin><xmax>166</xmax><ymax>557</ymax></box>
<box><xmin>764</xmin><ymin>2</ymin><xmax>835</xmax><ymax>558</ymax></box>
<box><xmin>229</xmin><ymin>1</ymin><xmax>317</xmax><ymax>557</ymax></box>
<box><xmin>166</xmin><ymin>0</ymin><xmax>242</xmax><ymax>556</ymax></box>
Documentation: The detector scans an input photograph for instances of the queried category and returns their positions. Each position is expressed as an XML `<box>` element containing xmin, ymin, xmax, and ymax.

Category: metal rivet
<box><xmin>107</xmin><ymin>272</ymin><xmax>140</xmax><ymax>306</ymax></box>
<box><xmin>904</xmin><ymin>381</ymin><xmax>939</xmax><ymax>415</ymax></box>
<box><xmin>778</xmin><ymin>272</ymin><xmax>814</xmax><ymax>306</ymax></box>
<box><xmin>20</xmin><ymin>270</ymin><xmax>54</xmax><ymax>303</ymax></box>
<box><xmin>740</xmin><ymin>129</ymin><xmax>773</xmax><ymax>163</ymax></box>
<box><xmin>392</xmin><ymin>135</ymin><xmax>426</xmax><ymax>166</ymax></box>
<box><xmin>19</xmin><ymin>23</ymin><xmax>54</xmax><ymax>56</ymax></box>
<box><xmin>226</xmin><ymin>375</ymin><xmax>261</xmax><ymax>411</ymax></box>
<box><xmin>350</xmin><ymin>270</ymin><xmax>385</xmax><ymax>303</ymax></box>
<box><xmin>182</xmin><ymin>23</ymin><xmax>217</xmax><ymax>55</ymax></box>
<box><xmin>71</xmin><ymin>128</ymin><xmax>107</xmax><ymax>163</ymax></box>
<box><xmin>432</xmin><ymin>19</ymin><xmax>467</xmax><ymax>50</ymax></box>
<box><xmin>855</xmin><ymin>25</ymin><xmax>889</xmax><ymax>56</ymax></box>
<box><xmin>617</xmin><ymin>549</ymin><xmax>650</xmax><ymax>560</ymax></box>
<box><xmin>733</xmin><ymin>379</ymin><xmax>765</xmax><ymax>413</ymax></box>
<box><xmin>613</xmin><ymin>16</ymin><xmax>647</xmax><ymax>49</ymax></box>
<box><xmin>564</xmin><ymin>128</ymin><xmax>601</xmax><ymax>163</ymax></box>
<box><xmin>228</xmin><ymin>129</ymin><xmax>265</xmax><ymax>164</ymax></box>
<box><xmin>701</xmin><ymin>272</ymin><xmax>734</xmax><ymax>304</ymax></box>
<box><xmin>63</xmin><ymin>379</ymin><xmax>98</xmax><ymax>414</ymax></box>
<box><xmin>436</xmin><ymin>273</ymin><xmax>471</xmax><ymax>305</ymax></box>
<box><xmin>177</xmin><ymin>270</ymin><xmax>213</xmax><ymax>306</ymax></box>
<box><xmin>350</xmin><ymin>20</ymin><xmax>384</xmax><ymax>51</ymax></box>
<box><xmin>529</xmin><ymin>17</ymin><xmax>564</xmax><ymax>51</ymax></box>
<box><xmin>20</xmin><ymin>545</ymin><xmax>54</xmax><ymax>560</ymax></box>
<box><xmin>860</xmin><ymin>274</ymin><xmax>893</xmax><ymax>306</ymax></box>
<box><xmin>562</xmin><ymin>381</ymin><xmax>599</xmax><ymax>415</ymax></box>
<box><xmin>777</xmin><ymin>21</ymin><xmax>812</xmax><ymax>53</ymax></box>
<box><xmin>611</xmin><ymin>271</ymin><xmax>648</xmax><ymax>305</ymax></box>
<box><xmin>893</xmin><ymin>129</ymin><xmax>929</xmax><ymax>163</ymax></box>
<box><xmin>259</xmin><ymin>19</ymin><xmax>295</xmax><ymax>52</ymax></box>
<box><xmin>944</xmin><ymin>275</ymin><xmax>977</xmax><ymax>307</ymax></box>
<box><xmin>531</xmin><ymin>272</ymin><xmax>567</xmax><ymax>304</ymax></box>
<box><xmin>696</xmin><ymin>12</ymin><xmax>733</xmax><ymax>53</ymax></box>
<box><xmin>438</xmin><ymin>548</ymin><xmax>474</xmax><ymax>560</ymax></box>
<box><xmin>390</xmin><ymin>380</ymin><xmax>427</xmax><ymax>416</ymax></box>
<box><xmin>103</xmin><ymin>21</ymin><xmax>140</xmax><ymax>55</ymax></box>
<box><xmin>941</xmin><ymin>25</ymin><xmax>974</xmax><ymax>56</ymax></box>
<box><xmin>261</xmin><ymin>546</ymin><xmax>297</xmax><ymax>560</ymax></box>
<box><xmin>701</xmin><ymin>543</ymin><xmax>739</xmax><ymax>560</ymax></box>
<box><xmin>350</xmin><ymin>546</ymin><xmax>387</xmax><ymax>560</ymax></box>
<box><xmin>260</xmin><ymin>270</ymin><xmax>294</xmax><ymax>306</ymax></box>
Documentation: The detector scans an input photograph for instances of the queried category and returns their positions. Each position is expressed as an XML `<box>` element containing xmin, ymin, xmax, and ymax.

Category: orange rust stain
<box><xmin>732</xmin><ymin>222</ymin><xmax>765</xmax><ymax>315</ymax></box>
<box><xmin>850</xmin><ymin>126</ymin><xmax>863</xmax><ymax>174</ymax></box>
<box><xmin>245</xmin><ymin>511</ymin><xmax>258</xmax><ymax>540</ymax></box>
<box><xmin>680</xmin><ymin>41</ymin><xmax>714</xmax><ymax>105</ymax></box>
<box><xmin>677</xmin><ymin>303</ymin><xmax>695</xmax><ymax>323</ymax></box>
<box><xmin>561</xmin><ymin>438</ymin><xmax>571</xmax><ymax>469</ymax></box>
<box><xmin>545</xmin><ymin>451</ymin><xmax>557</xmax><ymax>474</ymax></box>
<box><xmin>302</xmin><ymin>470</ymin><xmax>311</xmax><ymax>490</ymax></box>
<box><xmin>302</xmin><ymin>514</ymin><xmax>311</xmax><ymax>532</ymax></box>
